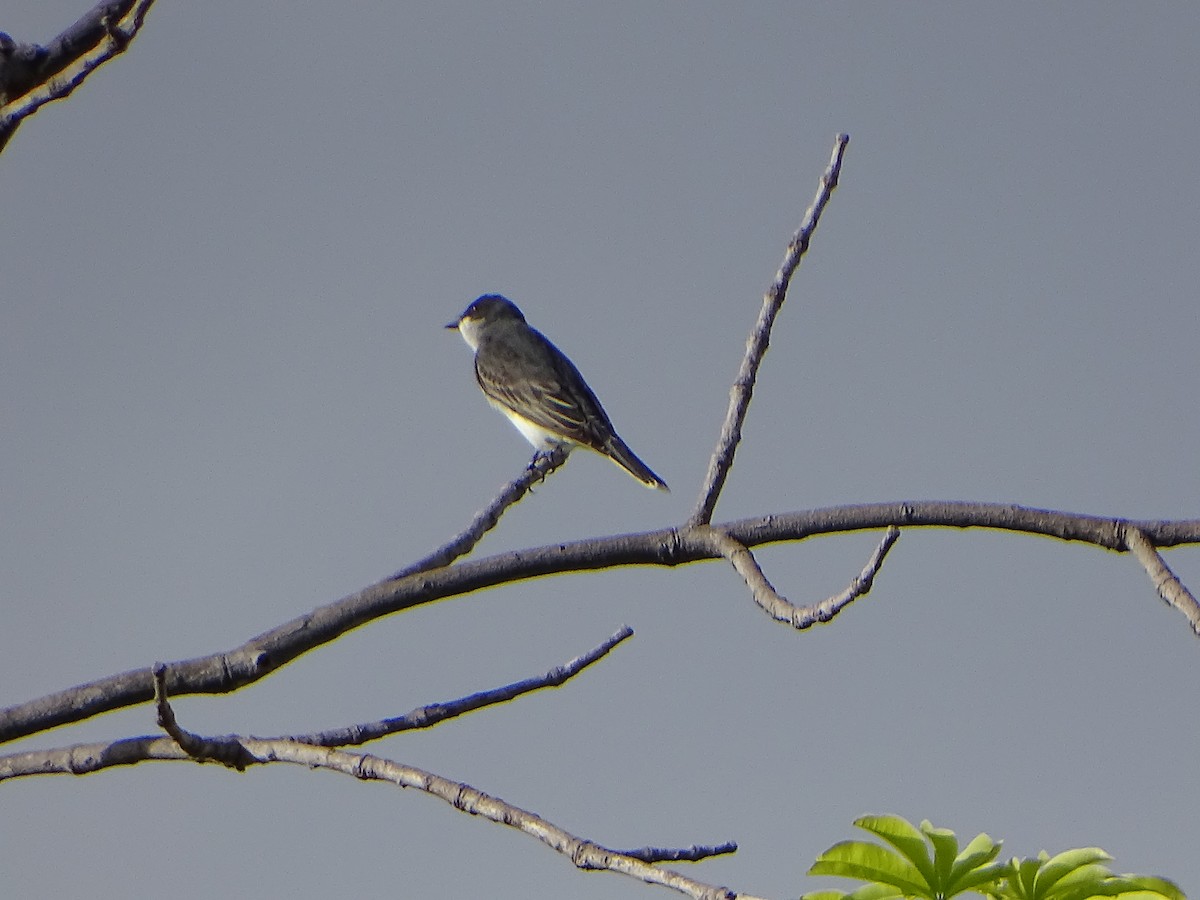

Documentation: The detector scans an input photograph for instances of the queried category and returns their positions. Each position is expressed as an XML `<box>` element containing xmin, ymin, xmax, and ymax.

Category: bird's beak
<box><xmin>445</xmin><ymin>319</ymin><xmax>460</xmax><ymax>330</ymax></box>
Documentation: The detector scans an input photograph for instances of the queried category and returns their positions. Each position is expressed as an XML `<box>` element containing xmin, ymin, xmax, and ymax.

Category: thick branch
<box><xmin>3</xmin><ymin>501</ymin><xmax>1197</xmax><ymax>744</ymax></box>
<box><xmin>689</xmin><ymin>134</ymin><xmax>849</xmax><ymax>526</ymax></box>
<box><xmin>0</xmin><ymin>0</ymin><xmax>156</xmax><ymax>152</ymax></box>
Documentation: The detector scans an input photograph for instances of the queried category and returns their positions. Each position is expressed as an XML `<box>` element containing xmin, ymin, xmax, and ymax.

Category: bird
<box><xmin>446</xmin><ymin>294</ymin><xmax>669</xmax><ymax>491</ymax></box>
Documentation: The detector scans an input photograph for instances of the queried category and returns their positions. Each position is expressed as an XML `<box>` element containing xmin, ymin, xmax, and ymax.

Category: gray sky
<box><xmin>2</xmin><ymin>4</ymin><xmax>1198</xmax><ymax>898</ymax></box>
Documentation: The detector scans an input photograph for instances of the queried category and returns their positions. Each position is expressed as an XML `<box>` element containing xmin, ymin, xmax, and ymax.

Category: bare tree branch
<box><xmin>803</xmin><ymin>525</ymin><xmax>900</xmax><ymax>625</ymax></box>
<box><xmin>704</xmin><ymin>528</ymin><xmax>794</xmax><ymax>619</ymax></box>
<box><xmin>0</xmin><ymin>627</ymin><xmax>633</xmax><ymax>778</ymax></box>
<box><xmin>0</xmin><ymin>732</ymin><xmax>177</xmax><ymax>779</ymax></box>
<box><xmin>153</xmin><ymin>663</ymin><xmax>255</xmax><ymax>770</ymax></box>
<box><xmin>1124</xmin><ymin>525</ymin><xmax>1200</xmax><ymax>636</ymax></box>
<box><xmin>287</xmin><ymin>624</ymin><xmax>632</xmax><ymax>746</ymax></box>
<box><xmin>150</xmin><ymin>671</ymin><xmax>756</xmax><ymax>900</ymax></box>
<box><xmin>0</xmin><ymin>0</ymin><xmax>156</xmax><ymax>152</ymax></box>
<box><xmin>394</xmin><ymin>445</ymin><xmax>569</xmax><ymax>578</ymax></box>
<box><xmin>3</xmin><ymin>501</ymin><xmax>1195</xmax><ymax>745</ymax></box>
<box><xmin>689</xmin><ymin>134</ymin><xmax>850</xmax><ymax>527</ymax></box>
<box><xmin>706</xmin><ymin>525</ymin><xmax>899</xmax><ymax>628</ymax></box>
<box><xmin>176</xmin><ymin>743</ymin><xmax>750</xmax><ymax>899</ymax></box>
<box><xmin>617</xmin><ymin>843</ymin><xmax>739</xmax><ymax>864</ymax></box>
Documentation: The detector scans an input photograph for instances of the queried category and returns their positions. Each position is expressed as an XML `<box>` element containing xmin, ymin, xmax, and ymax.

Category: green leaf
<box><xmin>800</xmin><ymin>884</ymin><xmax>904</xmax><ymax>900</ymax></box>
<box><xmin>949</xmin><ymin>862</ymin><xmax>1009</xmax><ymax>896</ymax></box>
<box><xmin>994</xmin><ymin>851</ymin><xmax>1185</xmax><ymax>900</ymax></box>
<box><xmin>947</xmin><ymin>833</ymin><xmax>1004</xmax><ymax>889</ymax></box>
<box><xmin>1061</xmin><ymin>873</ymin><xmax>1186</xmax><ymax>900</ymax></box>
<box><xmin>812</xmin><ymin>817</ymin><xmax>1010</xmax><ymax>900</ymax></box>
<box><xmin>804</xmin><ymin>819</ymin><xmax>1184</xmax><ymax>900</ymax></box>
<box><xmin>1009</xmin><ymin>857</ymin><xmax>1044</xmax><ymax>899</ymax></box>
<box><xmin>1050</xmin><ymin>863</ymin><xmax>1124</xmax><ymax>900</ymax></box>
<box><xmin>809</xmin><ymin>840</ymin><xmax>931</xmax><ymax>897</ymax></box>
<box><xmin>1036</xmin><ymin>848</ymin><xmax>1114</xmax><ymax>894</ymax></box>
<box><xmin>1101</xmin><ymin>874</ymin><xmax>1186</xmax><ymax>900</ymax></box>
<box><xmin>922</xmin><ymin>821</ymin><xmax>961</xmax><ymax>890</ymax></box>
<box><xmin>855</xmin><ymin>815</ymin><xmax>939</xmax><ymax>889</ymax></box>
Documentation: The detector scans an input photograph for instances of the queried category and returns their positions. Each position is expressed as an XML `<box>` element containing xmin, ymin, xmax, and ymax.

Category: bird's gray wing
<box><xmin>474</xmin><ymin>327</ymin><xmax>615</xmax><ymax>447</ymax></box>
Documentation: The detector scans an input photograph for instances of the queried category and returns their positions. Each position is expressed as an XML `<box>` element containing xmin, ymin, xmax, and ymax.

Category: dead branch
<box><xmin>706</xmin><ymin>525</ymin><xmax>899</xmax><ymax>628</ymax></box>
<box><xmin>689</xmin><ymin>134</ymin><xmax>849</xmax><ymax>527</ymax></box>
<box><xmin>148</xmin><ymin>668</ymin><xmax>756</xmax><ymax>900</ymax></box>
<box><xmin>1124</xmin><ymin>525</ymin><xmax>1200</xmax><ymax>635</ymax></box>
<box><xmin>286</xmin><ymin>624</ymin><xmax>632</xmax><ymax>746</ymax></box>
<box><xmin>174</xmin><ymin>741</ymin><xmax>752</xmax><ymax>898</ymax></box>
<box><xmin>0</xmin><ymin>627</ymin><xmax>633</xmax><ymax>777</ymax></box>
<box><xmin>394</xmin><ymin>445</ymin><xmax>569</xmax><ymax>577</ymax></box>
<box><xmin>3</xmin><ymin>501</ymin><xmax>1195</xmax><ymax>745</ymax></box>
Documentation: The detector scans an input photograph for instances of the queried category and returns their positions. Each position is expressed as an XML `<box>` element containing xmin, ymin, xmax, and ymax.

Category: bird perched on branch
<box><xmin>447</xmin><ymin>294</ymin><xmax>669</xmax><ymax>491</ymax></box>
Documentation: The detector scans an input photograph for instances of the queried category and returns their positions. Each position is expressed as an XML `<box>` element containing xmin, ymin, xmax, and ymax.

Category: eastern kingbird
<box><xmin>447</xmin><ymin>294</ymin><xmax>669</xmax><ymax>491</ymax></box>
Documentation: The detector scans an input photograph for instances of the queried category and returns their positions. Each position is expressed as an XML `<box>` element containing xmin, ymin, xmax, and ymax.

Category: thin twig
<box><xmin>617</xmin><ymin>843</ymin><xmax>739</xmax><ymax>863</ymax></box>
<box><xmin>705</xmin><ymin>526</ymin><xmax>899</xmax><ymax>628</ymax></box>
<box><xmin>288</xmin><ymin>625</ymin><xmax>632</xmax><ymax>746</ymax></box>
<box><xmin>1124</xmin><ymin>525</ymin><xmax>1200</xmax><ymax>635</ymax></box>
<box><xmin>689</xmin><ymin>134</ymin><xmax>849</xmax><ymax>527</ymax></box>
<box><xmin>394</xmin><ymin>446</ymin><xmax>569</xmax><ymax>577</ymax></box>
<box><xmin>795</xmin><ymin>526</ymin><xmax>900</xmax><ymax>627</ymax></box>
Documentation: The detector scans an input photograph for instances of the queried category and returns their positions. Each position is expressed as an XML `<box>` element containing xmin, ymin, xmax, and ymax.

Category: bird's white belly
<box><xmin>489</xmin><ymin>398</ymin><xmax>576</xmax><ymax>452</ymax></box>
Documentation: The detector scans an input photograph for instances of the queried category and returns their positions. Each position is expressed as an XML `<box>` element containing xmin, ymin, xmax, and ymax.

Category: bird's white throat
<box><xmin>456</xmin><ymin>316</ymin><xmax>484</xmax><ymax>351</ymax></box>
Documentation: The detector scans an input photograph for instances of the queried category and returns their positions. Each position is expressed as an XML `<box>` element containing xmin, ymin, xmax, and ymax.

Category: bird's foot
<box><xmin>526</xmin><ymin>446</ymin><xmax>569</xmax><ymax>485</ymax></box>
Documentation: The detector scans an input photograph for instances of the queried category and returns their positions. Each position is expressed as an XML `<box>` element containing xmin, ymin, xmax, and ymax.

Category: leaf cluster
<box><xmin>803</xmin><ymin>815</ymin><xmax>1183</xmax><ymax>900</ymax></box>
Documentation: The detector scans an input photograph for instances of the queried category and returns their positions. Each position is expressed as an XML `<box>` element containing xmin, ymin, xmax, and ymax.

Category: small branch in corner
<box><xmin>0</xmin><ymin>0</ymin><xmax>158</xmax><ymax>153</ymax></box>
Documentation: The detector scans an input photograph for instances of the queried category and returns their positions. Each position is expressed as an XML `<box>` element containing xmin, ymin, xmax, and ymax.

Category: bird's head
<box><xmin>446</xmin><ymin>294</ymin><xmax>526</xmax><ymax>350</ymax></box>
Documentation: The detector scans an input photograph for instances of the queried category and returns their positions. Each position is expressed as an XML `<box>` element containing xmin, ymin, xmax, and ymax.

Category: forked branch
<box><xmin>147</xmin><ymin>669</ymin><xmax>751</xmax><ymax>900</ymax></box>
<box><xmin>0</xmin><ymin>627</ymin><xmax>634</xmax><ymax>777</ymax></box>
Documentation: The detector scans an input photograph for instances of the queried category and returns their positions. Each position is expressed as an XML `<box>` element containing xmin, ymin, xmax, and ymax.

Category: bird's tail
<box><xmin>603</xmin><ymin>436</ymin><xmax>669</xmax><ymax>491</ymax></box>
